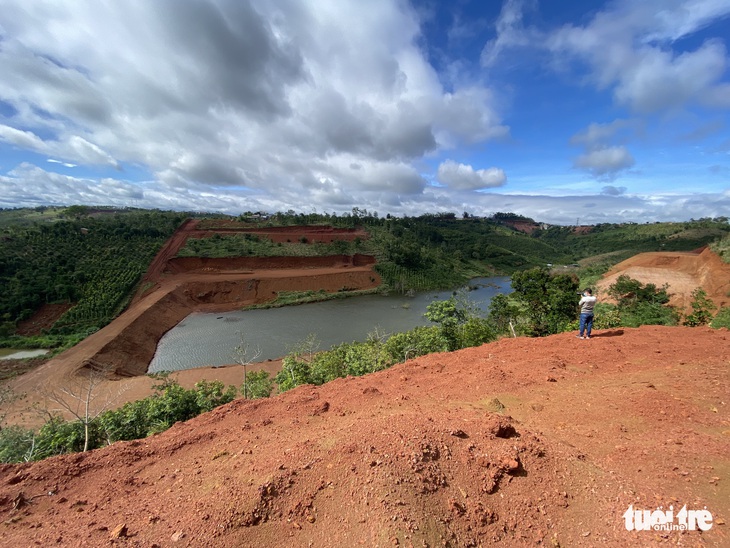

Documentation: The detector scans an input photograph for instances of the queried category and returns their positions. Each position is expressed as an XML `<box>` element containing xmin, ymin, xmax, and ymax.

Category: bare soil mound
<box><xmin>596</xmin><ymin>247</ymin><xmax>730</xmax><ymax>312</ymax></box>
<box><xmin>15</xmin><ymin>303</ymin><xmax>74</xmax><ymax>337</ymax></box>
<box><xmin>1</xmin><ymin>326</ymin><xmax>728</xmax><ymax>547</ymax></box>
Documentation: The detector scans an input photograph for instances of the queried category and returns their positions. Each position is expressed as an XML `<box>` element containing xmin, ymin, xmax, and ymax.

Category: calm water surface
<box><xmin>0</xmin><ymin>349</ymin><xmax>49</xmax><ymax>360</ymax></box>
<box><xmin>149</xmin><ymin>277</ymin><xmax>511</xmax><ymax>372</ymax></box>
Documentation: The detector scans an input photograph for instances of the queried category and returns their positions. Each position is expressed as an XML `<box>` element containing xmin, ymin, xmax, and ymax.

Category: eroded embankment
<box><xmin>46</xmin><ymin>257</ymin><xmax>381</xmax><ymax>378</ymax></box>
<box><xmin>597</xmin><ymin>247</ymin><xmax>730</xmax><ymax>312</ymax></box>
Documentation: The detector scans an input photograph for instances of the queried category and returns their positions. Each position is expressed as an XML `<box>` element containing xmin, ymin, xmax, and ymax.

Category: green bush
<box><xmin>594</xmin><ymin>303</ymin><xmax>622</xmax><ymax>329</ymax></box>
<box><xmin>275</xmin><ymin>355</ymin><xmax>313</xmax><ymax>392</ymax></box>
<box><xmin>383</xmin><ymin>326</ymin><xmax>449</xmax><ymax>361</ymax></box>
<box><xmin>710</xmin><ymin>307</ymin><xmax>730</xmax><ymax>329</ymax></box>
<box><xmin>0</xmin><ymin>425</ymin><xmax>36</xmax><ymax>463</ymax></box>
<box><xmin>683</xmin><ymin>288</ymin><xmax>717</xmax><ymax>327</ymax></box>
<box><xmin>242</xmin><ymin>371</ymin><xmax>273</xmax><ymax>399</ymax></box>
<box><xmin>620</xmin><ymin>301</ymin><xmax>679</xmax><ymax>327</ymax></box>
<box><xmin>343</xmin><ymin>341</ymin><xmax>393</xmax><ymax>377</ymax></box>
<box><xmin>510</xmin><ymin>267</ymin><xmax>579</xmax><ymax>336</ymax></box>
<box><xmin>456</xmin><ymin>317</ymin><xmax>497</xmax><ymax>348</ymax></box>
<box><xmin>194</xmin><ymin>380</ymin><xmax>237</xmax><ymax>412</ymax></box>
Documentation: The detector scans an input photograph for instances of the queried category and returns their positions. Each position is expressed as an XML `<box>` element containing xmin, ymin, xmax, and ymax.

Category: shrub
<box><xmin>0</xmin><ymin>425</ymin><xmax>36</xmax><ymax>463</ymax></box>
<box><xmin>509</xmin><ymin>267</ymin><xmax>579</xmax><ymax>336</ymax></box>
<box><xmin>456</xmin><ymin>317</ymin><xmax>497</xmax><ymax>348</ymax></box>
<box><xmin>620</xmin><ymin>301</ymin><xmax>679</xmax><ymax>327</ymax></box>
<box><xmin>594</xmin><ymin>303</ymin><xmax>622</xmax><ymax>329</ymax></box>
<box><xmin>275</xmin><ymin>355</ymin><xmax>313</xmax><ymax>392</ymax></box>
<box><xmin>683</xmin><ymin>288</ymin><xmax>717</xmax><ymax>326</ymax></box>
<box><xmin>242</xmin><ymin>371</ymin><xmax>273</xmax><ymax>399</ymax></box>
<box><xmin>710</xmin><ymin>307</ymin><xmax>730</xmax><ymax>329</ymax></box>
<box><xmin>384</xmin><ymin>326</ymin><xmax>449</xmax><ymax>362</ymax></box>
<box><xmin>194</xmin><ymin>380</ymin><xmax>237</xmax><ymax>412</ymax></box>
<box><xmin>343</xmin><ymin>341</ymin><xmax>393</xmax><ymax>377</ymax></box>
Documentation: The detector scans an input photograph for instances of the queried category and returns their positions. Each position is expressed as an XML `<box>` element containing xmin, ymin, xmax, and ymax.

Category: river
<box><xmin>149</xmin><ymin>276</ymin><xmax>512</xmax><ymax>372</ymax></box>
<box><xmin>0</xmin><ymin>349</ymin><xmax>49</xmax><ymax>360</ymax></box>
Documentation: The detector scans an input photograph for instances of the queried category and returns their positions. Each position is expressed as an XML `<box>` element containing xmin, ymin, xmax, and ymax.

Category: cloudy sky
<box><xmin>1</xmin><ymin>0</ymin><xmax>729</xmax><ymax>224</ymax></box>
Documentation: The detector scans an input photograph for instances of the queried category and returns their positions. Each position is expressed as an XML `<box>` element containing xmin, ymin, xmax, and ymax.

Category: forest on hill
<box><xmin>1</xmin><ymin>205</ymin><xmax>728</xmax><ymax>353</ymax></box>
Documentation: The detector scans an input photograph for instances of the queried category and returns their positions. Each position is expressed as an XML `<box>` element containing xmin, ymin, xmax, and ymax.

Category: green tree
<box><xmin>43</xmin><ymin>365</ymin><xmax>126</xmax><ymax>452</ymax></box>
<box><xmin>510</xmin><ymin>268</ymin><xmax>579</xmax><ymax>336</ymax></box>
<box><xmin>241</xmin><ymin>371</ymin><xmax>273</xmax><ymax>399</ymax></box>
<box><xmin>234</xmin><ymin>333</ymin><xmax>262</xmax><ymax>399</ymax></box>
<box><xmin>425</xmin><ymin>293</ymin><xmax>498</xmax><ymax>349</ymax></box>
<box><xmin>275</xmin><ymin>355</ymin><xmax>313</xmax><ymax>392</ymax></box>
<box><xmin>425</xmin><ymin>296</ymin><xmax>470</xmax><ymax>350</ymax></box>
<box><xmin>487</xmin><ymin>294</ymin><xmax>522</xmax><ymax>336</ymax></box>
<box><xmin>606</xmin><ymin>275</ymin><xmax>678</xmax><ymax>327</ymax></box>
<box><xmin>193</xmin><ymin>380</ymin><xmax>237</xmax><ymax>412</ymax></box>
<box><xmin>383</xmin><ymin>326</ymin><xmax>449</xmax><ymax>361</ymax></box>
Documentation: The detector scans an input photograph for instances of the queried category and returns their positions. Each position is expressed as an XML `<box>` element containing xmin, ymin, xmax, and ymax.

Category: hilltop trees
<box><xmin>0</xmin><ymin>210</ymin><xmax>184</xmax><ymax>345</ymax></box>
<box><xmin>606</xmin><ymin>275</ymin><xmax>678</xmax><ymax>327</ymax></box>
<box><xmin>425</xmin><ymin>294</ymin><xmax>496</xmax><ymax>351</ymax></box>
<box><xmin>510</xmin><ymin>267</ymin><xmax>579</xmax><ymax>336</ymax></box>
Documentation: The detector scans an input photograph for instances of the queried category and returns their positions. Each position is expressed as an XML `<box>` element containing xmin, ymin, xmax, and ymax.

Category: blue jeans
<box><xmin>579</xmin><ymin>313</ymin><xmax>594</xmax><ymax>337</ymax></box>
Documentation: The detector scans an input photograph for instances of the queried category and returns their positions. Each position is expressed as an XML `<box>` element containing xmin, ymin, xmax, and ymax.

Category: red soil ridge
<box><xmin>596</xmin><ymin>247</ymin><xmax>730</xmax><ymax>313</ymax></box>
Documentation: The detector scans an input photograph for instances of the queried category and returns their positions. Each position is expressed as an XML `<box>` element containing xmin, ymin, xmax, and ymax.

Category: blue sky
<box><xmin>0</xmin><ymin>0</ymin><xmax>729</xmax><ymax>224</ymax></box>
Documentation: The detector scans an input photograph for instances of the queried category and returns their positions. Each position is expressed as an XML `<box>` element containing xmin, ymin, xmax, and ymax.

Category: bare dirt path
<box><xmin>1</xmin><ymin>325</ymin><xmax>727</xmax><ymax>547</ymax></box>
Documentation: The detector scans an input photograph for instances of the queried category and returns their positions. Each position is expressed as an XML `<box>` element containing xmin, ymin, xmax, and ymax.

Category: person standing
<box><xmin>577</xmin><ymin>288</ymin><xmax>597</xmax><ymax>339</ymax></box>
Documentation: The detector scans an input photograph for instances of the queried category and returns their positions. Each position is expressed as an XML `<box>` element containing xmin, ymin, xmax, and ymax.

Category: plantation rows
<box><xmin>0</xmin><ymin>210</ymin><xmax>185</xmax><ymax>339</ymax></box>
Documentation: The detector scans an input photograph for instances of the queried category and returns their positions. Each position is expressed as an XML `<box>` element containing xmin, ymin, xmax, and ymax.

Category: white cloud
<box><xmin>2</xmin><ymin>163</ymin><xmax>727</xmax><ymax>225</ymax></box>
<box><xmin>571</xmin><ymin>120</ymin><xmax>638</xmax><ymax>179</ymax></box>
<box><xmin>546</xmin><ymin>1</ymin><xmax>730</xmax><ymax>113</ymax></box>
<box><xmin>0</xmin><ymin>0</ymin><xmax>508</xmax><ymax>212</ymax></box>
<box><xmin>480</xmin><ymin>0</ymin><xmax>538</xmax><ymax>67</ymax></box>
<box><xmin>437</xmin><ymin>160</ymin><xmax>507</xmax><ymax>190</ymax></box>
<box><xmin>574</xmin><ymin>146</ymin><xmax>635</xmax><ymax>178</ymax></box>
<box><xmin>47</xmin><ymin>159</ymin><xmax>77</xmax><ymax>168</ymax></box>
<box><xmin>0</xmin><ymin>124</ymin><xmax>118</xmax><ymax>167</ymax></box>
<box><xmin>0</xmin><ymin>124</ymin><xmax>47</xmax><ymax>150</ymax></box>
<box><xmin>570</xmin><ymin>119</ymin><xmax>638</xmax><ymax>148</ymax></box>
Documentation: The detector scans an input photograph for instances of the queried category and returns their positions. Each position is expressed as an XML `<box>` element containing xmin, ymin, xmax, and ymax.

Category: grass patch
<box><xmin>246</xmin><ymin>288</ymin><xmax>380</xmax><ymax>310</ymax></box>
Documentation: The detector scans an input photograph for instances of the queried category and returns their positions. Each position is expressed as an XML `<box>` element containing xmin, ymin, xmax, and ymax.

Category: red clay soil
<box><xmin>596</xmin><ymin>247</ymin><xmax>730</xmax><ymax>313</ymax></box>
<box><xmin>502</xmin><ymin>221</ymin><xmax>541</xmax><ymax>235</ymax></box>
<box><xmin>1</xmin><ymin>325</ymin><xmax>728</xmax><ymax>547</ymax></box>
<box><xmin>15</xmin><ymin>303</ymin><xmax>74</xmax><ymax>337</ymax></box>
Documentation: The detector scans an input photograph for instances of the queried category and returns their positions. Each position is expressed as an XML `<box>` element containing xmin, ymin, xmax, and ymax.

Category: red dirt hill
<box><xmin>596</xmin><ymin>247</ymin><xmax>730</xmax><ymax>313</ymax></box>
<box><xmin>1</xmin><ymin>326</ymin><xmax>728</xmax><ymax>547</ymax></box>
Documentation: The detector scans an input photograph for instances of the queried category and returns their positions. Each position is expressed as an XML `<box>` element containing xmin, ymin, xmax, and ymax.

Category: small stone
<box><xmin>546</xmin><ymin>376</ymin><xmax>557</xmax><ymax>382</ymax></box>
<box><xmin>171</xmin><ymin>530</ymin><xmax>185</xmax><ymax>542</ymax></box>
<box><xmin>110</xmin><ymin>524</ymin><xmax>127</xmax><ymax>539</ymax></box>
